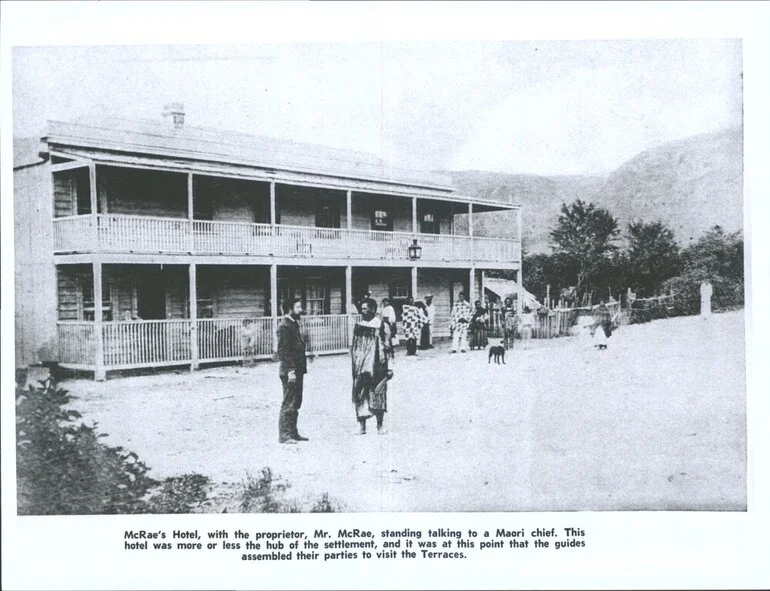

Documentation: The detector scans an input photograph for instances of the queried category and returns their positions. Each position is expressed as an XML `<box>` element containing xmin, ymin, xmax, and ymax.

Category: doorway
<box><xmin>137</xmin><ymin>269</ymin><xmax>167</xmax><ymax>320</ymax></box>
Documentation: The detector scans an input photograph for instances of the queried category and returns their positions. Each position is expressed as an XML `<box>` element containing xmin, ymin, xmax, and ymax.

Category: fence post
<box><xmin>189</xmin><ymin>263</ymin><xmax>198</xmax><ymax>371</ymax></box>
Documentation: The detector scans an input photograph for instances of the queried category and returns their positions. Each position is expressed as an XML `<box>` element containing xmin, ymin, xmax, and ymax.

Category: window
<box><xmin>421</xmin><ymin>211</ymin><xmax>440</xmax><ymax>234</ymax></box>
<box><xmin>390</xmin><ymin>279</ymin><xmax>409</xmax><ymax>299</ymax></box>
<box><xmin>82</xmin><ymin>278</ymin><xmax>112</xmax><ymax>321</ymax></box>
<box><xmin>305</xmin><ymin>278</ymin><xmax>328</xmax><ymax>316</ymax></box>
<box><xmin>305</xmin><ymin>279</ymin><xmax>327</xmax><ymax>315</ymax></box>
<box><xmin>372</xmin><ymin>208</ymin><xmax>393</xmax><ymax>231</ymax></box>
<box><xmin>315</xmin><ymin>202</ymin><xmax>340</xmax><ymax>229</ymax></box>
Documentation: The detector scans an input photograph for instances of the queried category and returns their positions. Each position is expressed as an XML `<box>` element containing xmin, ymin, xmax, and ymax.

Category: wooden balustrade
<box><xmin>57</xmin><ymin>322</ymin><xmax>96</xmax><ymax>366</ymax></box>
<box><xmin>53</xmin><ymin>216</ymin><xmax>95</xmax><ymax>252</ymax></box>
<box><xmin>56</xmin><ymin>314</ymin><xmax>356</xmax><ymax>373</ymax></box>
<box><xmin>102</xmin><ymin>319</ymin><xmax>192</xmax><ymax>368</ymax></box>
<box><xmin>301</xmin><ymin>314</ymin><xmax>352</xmax><ymax>353</ymax></box>
<box><xmin>197</xmin><ymin>317</ymin><xmax>274</xmax><ymax>362</ymax></box>
<box><xmin>52</xmin><ymin>214</ymin><xmax>520</xmax><ymax>263</ymax></box>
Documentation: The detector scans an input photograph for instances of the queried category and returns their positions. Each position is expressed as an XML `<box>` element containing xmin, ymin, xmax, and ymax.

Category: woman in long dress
<box><xmin>416</xmin><ymin>301</ymin><xmax>431</xmax><ymax>350</ymax></box>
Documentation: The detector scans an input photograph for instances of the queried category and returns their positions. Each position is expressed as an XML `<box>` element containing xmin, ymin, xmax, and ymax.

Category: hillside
<box><xmin>446</xmin><ymin>127</ymin><xmax>743</xmax><ymax>253</ymax></box>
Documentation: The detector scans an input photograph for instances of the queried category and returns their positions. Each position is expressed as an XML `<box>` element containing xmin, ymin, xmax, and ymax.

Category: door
<box><xmin>137</xmin><ymin>270</ymin><xmax>167</xmax><ymax>320</ymax></box>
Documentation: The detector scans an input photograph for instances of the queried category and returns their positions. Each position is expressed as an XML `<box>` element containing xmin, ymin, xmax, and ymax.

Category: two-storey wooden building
<box><xmin>14</xmin><ymin>108</ymin><xmax>522</xmax><ymax>379</ymax></box>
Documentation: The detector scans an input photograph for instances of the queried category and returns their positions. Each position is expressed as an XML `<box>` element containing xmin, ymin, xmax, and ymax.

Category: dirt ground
<box><xmin>64</xmin><ymin>310</ymin><xmax>747</xmax><ymax>512</ymax></box>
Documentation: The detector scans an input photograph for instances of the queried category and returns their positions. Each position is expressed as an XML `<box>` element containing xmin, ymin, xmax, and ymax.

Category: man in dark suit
<box><xmin>276</xmin><ymin>298</ymin><xmax>308</xmax><ymax>444</ymax></box>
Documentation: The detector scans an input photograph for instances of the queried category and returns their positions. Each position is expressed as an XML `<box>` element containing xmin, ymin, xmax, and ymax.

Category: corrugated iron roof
<box><xmin>43</xmin><ymin>117</ymin><xmax>456</xmax><ymax>191</ymax></box>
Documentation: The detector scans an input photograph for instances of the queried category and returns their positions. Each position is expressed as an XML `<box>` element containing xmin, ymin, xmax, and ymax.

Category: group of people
<box><xmin>275</xmin><ymin>293</ymin><xmax>438</xmax><ymax>443</ymax></box>
<box><xmin>275</xmin><ymin>291</ymin><xmax>629</xmax><ymax>443</ymax></box>
<box><xmin>448</xmin><ymin>291</ymin><xmax>492</xmax><ymax>353</ymax></box>
<box><xmin>380</xmin><ymin>295</ymin><xmax>436</xmax><ymax>357</ymax></box>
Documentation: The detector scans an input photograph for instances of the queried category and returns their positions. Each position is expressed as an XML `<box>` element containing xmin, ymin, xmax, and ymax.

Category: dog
<box><xmin>488</xmin><ymin>345</ymin><xmax>506</xmax><ymax>364</ymax></box>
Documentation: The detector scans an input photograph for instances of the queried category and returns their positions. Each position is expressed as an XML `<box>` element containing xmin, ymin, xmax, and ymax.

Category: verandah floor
<box><xmin>63</xmin><ymin>310</ymin><xmax>746</xmax><ymax>512</ymax></box>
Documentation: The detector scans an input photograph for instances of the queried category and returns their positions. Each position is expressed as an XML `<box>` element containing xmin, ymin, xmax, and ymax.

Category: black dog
<box><xmin>488</xmin><ymin>345</ymin><xmax>506</xmax><ymax>364</ymax></box>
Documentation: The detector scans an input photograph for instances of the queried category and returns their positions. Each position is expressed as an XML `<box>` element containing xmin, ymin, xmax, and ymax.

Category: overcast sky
<box><xmin>13</xmin><ymin>40</ymin><xmax>742</xmax><ymax>176</ymax></box>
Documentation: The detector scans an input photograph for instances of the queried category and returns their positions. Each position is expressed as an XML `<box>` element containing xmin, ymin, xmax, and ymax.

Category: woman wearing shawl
<box><xmin>351</xmin><ymin>298</ymin><xmax>393</xmax><ymax>434</ymax></box>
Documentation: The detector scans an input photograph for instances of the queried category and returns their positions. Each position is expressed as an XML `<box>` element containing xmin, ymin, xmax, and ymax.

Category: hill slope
<box><xmin>446</xmin><ymin>127</ymin><xmax>743</xmax><ymax>253</ymax></box>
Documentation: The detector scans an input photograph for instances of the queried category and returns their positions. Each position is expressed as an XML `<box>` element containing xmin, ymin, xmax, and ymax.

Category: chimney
<box><xmin>162</xmin><ymin>102</ymin><xmax>185</xmax><ymax>130</ymax></box>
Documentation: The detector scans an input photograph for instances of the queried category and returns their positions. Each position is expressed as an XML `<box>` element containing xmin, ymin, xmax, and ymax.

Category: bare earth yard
<box><xmin>65</xmin><ymin>310</ymin><xmax>746</xmax><ymax>512</ymax></box>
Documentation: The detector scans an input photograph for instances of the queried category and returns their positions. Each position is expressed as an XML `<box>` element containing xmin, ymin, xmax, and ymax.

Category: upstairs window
<box><xmin>372</xmin><ymin>208</ymin><xmax>392</xmax><ymax>231</ymax></box>
<box><xmin>315</xmin><ymin>202</ymin><xmax>340</xmax><ymax>229</ymax></box>
<box><xmin>421</xmin><ymin>212</ymin><xmax>440</xmax><ymax>234</ymax></box>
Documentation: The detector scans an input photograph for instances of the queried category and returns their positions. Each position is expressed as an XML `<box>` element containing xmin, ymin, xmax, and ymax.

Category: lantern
<box><xmin>407</xmin><ymin>239</ymin><xmax>422</xmax><ymax>260</ymax></box>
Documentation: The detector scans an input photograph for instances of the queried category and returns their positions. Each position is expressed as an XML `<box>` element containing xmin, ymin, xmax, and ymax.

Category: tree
<box><xmin>549</xmin><ymin>199</ymin><xmax>620</xmax><ymax>299</ymax></box>
<box><xmin>626</xmin><ymin>220</ymin><xmax>681</xmax><ymax>296</ymax></box>
<box><xmin>661</xmin><ymin>226</ymin><xmax>744</xmax><ymax>315</ymax></box>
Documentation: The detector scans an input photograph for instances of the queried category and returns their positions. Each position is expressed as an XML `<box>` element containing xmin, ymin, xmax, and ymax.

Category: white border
<box><xmin>2</xmin><ymin>2</ymin><xmax>769</xmax><ymax>589</ymax></box>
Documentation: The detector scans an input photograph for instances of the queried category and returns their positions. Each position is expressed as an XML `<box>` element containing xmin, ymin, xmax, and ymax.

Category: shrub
<box><xmin>16</xmin><ymin>379</ymin><xmax>159</xmax><ymax>515</ymax></box>
<box><xmin>146</xmin><ymin>473</ymin><xmax>212</xmax><ymax>514</ymax></box>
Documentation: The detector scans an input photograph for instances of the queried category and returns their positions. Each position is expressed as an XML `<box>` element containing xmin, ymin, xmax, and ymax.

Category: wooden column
<box><xmin>189</xmin><ymin>263</ymin><xmax>198</xmax><ymax>371</ymax></box>
<box><xmin>411</xmin><ymin>266</ymin><xmax>418</xmax><ymax>299</ymax></box>
<box><xmin>468</xmin><ymin>202</ymin><xmax>474</xmax><ymax>263</ymax></box>
<box><xmin>480</xmin><ymin>270</ymin><xmax>486</xmax><ymax>305</ymax></box>
<box><xmin>270</xmin><ymin>263</ymin><xmax>278</xmax><ymax>353</ymax></box>
<box><xmin>89</xmin><ymin>163</ymin><xmax>98</xmax><ymax>249</ymax></box>
<box><xmin>346</xmin><ymin>190</ymin><xmax>352</xmax><ymax>257</ymax></box>
<box><xmin>345</xmin><ymin>265</ymin><xmax>353</xmax><ymax>342</ymax></box>
<box><xmin>93</xmin><ymin>261</ymin><xmax>106</xmax><ymax>381</ymax></box>
<box><xmin>345</xmin><ymin>265</ymin><xmax>353</xmax><ymax>313</ymax></box>
<box><xmin>187</xmin><ymin>173</ymin><xmax>194</xmax><ymax>252</ymax></box>
<box><xmin>270</xmin><ymin>181</ymin><xmax>277</xmax><ymax>226</ymax></box>
<box><xmin>412</xmin><ymin>196</ymin><xmax>418</xmax><ymax>235</ymax></box>
<box><xmin>469</xmin><ymin>267</ymin><xmax>476</xmax><ymax>304</ymax></box>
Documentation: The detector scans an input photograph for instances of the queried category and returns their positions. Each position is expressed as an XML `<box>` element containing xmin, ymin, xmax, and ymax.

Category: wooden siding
<box><xmin>15</xmin><ymin>161</ymin><xmax>59</xmax><ymax>365</ymax></box>
<box><xmin>98</xmin><ymin>166</ymin><xmax>187</xmax><ymax>218</ymax></box>
<box><xmin>57</xmin><ymin>268</ymin><xmax>81</xmax><ymax>321</ymax></box>
<box><xmin>197</xmin><ymin>177</ymin><xmax>270</xmax><ymax>224</ymax></box>
<box><xmin>210</xmin><ymin>267</ymin><xmax>269</xmax><ymax>318</ymax></box>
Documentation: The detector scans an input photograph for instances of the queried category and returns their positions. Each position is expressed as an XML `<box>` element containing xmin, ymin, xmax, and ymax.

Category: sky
<box><xmin>12</xmin><ymin>40</ymin><xmax>742</xmax><ymax>176</ymax></box>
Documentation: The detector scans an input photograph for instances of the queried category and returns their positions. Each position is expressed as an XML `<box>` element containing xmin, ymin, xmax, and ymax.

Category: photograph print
<box><xmin>13</xmin><ymin>39</ymin><xmax>745</xmax><ymax>515</ymax></box>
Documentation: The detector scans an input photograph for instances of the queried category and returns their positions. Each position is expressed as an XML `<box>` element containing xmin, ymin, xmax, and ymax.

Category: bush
<box><xmin>146</xmin><ymin>473</ymin><xmax>212</xmax><ymax>514</ymax></box>
<box><xmin>662</xmin><ymin>271</ymin><xmax>744</xmax><ymax>317</ymax></box>
<box><xmin>16</xmin><ymin>379</ymin><xmax>159</xmax><ymax>515</ymax></box>
<box><xmin>238</xmin><ymin>468</ymin><xmax>337</xmax><ymax>513</ymax></box>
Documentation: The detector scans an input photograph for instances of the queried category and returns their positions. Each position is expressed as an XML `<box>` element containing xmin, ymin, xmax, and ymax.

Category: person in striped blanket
<box><xmin>400</xmin><ymin>296</ymin><xmax>423</xmax><ymax>356</ymax></box>
<box><xmin>450</xmin><ymin>291</ymin><xmax>473</xmax><ymax>353</ymax></box>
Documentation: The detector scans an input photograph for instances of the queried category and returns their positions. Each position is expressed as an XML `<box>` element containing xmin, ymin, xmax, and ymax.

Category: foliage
<box><xmin>237</xmin><ymin>468</ymin><xmax>337</xmax><ymax>513</ymax></box>
<box><xmin>16</xmin><ymin>379</ymin><xmax>159</xmax><ymax>515</ymax></box>
<box><xmin>240</xmin><ymin>468</ymin><xmax>292</xmax><ymax>513</ymax></box>
<box><xmin>310</xmin><ymin>493</ymin><xmax>339</xmax><ymax>513</ymax></box>
<box><xmin>145</xmin><ymin>473</ymin><xmax>212</xmax><ymax>514</ymax></box>
<box><xmin>627</xmin><ymin>220</ymin><xmax>681</xmax><ymax>297</ymax></box>
<box><xmin>660</xmin><ymin>226</ymin><xmax>744</xmax><ymax>315</ymax></box>
<box><xmin>549</xmin><ymin>200</ymin><xmax>621</xmax><ymax>297</ymax></box>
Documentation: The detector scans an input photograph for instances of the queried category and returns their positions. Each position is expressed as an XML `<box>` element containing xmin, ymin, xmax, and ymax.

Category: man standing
<box><xmin>276</xmin><ymin>298</ymin><xmax>308</xmax><ymax>444</ymax></box>
<box><xmin>450</xmin><ymin>291</ymin><xmax>473</xmax><ymax>353</ymax></box>
<box><xmin>351</xmin><ymin>298</ymin><xmax>393</xmax><ymax>435</ymax></box>
<box><xmin>424</xmin><ymin>294</ymin><xmax>436</xmax><ymax>348</ymax></box>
